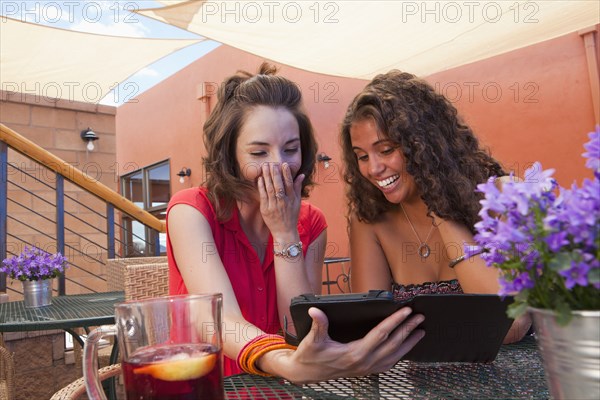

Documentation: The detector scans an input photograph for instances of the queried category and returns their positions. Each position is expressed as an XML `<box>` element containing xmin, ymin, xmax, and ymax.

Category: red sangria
<box><xmin>122</xmin><ymin>343</ymin><xmax>223</xmax><ymax>400</ymax></box>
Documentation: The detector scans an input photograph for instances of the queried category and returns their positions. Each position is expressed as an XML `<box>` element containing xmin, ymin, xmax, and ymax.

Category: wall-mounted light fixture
<box><xmin>80</xmin><ymin>127</ymin><xmax>99</xmax><ymax>151</ymax></box>
<box><xmin>177</xmin><ymin>167</ymin><xmax>191</xmax><ymax>184</ymax></box>
<box><xmin>317</xmin><ymin>153</ymin><xmax>332</xmax><ymax>169</ymax></box>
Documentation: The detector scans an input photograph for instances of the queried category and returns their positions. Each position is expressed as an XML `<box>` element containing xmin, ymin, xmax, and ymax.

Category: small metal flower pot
<box><xmin>22</xmin><ymin>279</ymin><xmax>53</xmax><ymax>308</ymax></box>
<box><xmin>530</xmin><ymin>307</ymin><xmax>600</xmax><ymax>400</ymax></box>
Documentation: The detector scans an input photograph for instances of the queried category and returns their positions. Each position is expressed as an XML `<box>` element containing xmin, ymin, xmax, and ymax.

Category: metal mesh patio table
<box><xmin>224</xmin><ymin>335</ymin><xmax>548</xmax><ymax>399</ymax></box>
<box><xmin>0</xmin><ymin>291</ymin><xmax>124</xmax><ymax>333</ymax></box>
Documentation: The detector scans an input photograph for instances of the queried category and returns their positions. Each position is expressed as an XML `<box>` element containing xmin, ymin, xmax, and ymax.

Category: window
<box><xmin>120</xmin><ymin>160</ymin><xmax>170</xmax><ymax>256</ymax></box>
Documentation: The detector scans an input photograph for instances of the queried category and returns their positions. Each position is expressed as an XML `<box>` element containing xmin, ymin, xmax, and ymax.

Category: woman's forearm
<box><xmin>273</xmin><ymin>231</ymin><xmax>327</xmax><ymax>332</ymax></box>
<box><xmin>273</xmin><ymin>254</ymin><xmax>313</xmax><ymax>333</ymax></box>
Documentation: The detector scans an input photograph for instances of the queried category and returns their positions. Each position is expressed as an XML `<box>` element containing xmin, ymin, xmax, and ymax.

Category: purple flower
<box><xmin>559</xmin><ymin>261</ymin><xmax>591</xmax><ymax>289</ymax></box>
<box><xmin>499</xmin><ymin>182</ymin><xmax>531</xmax><ymax>215</ymax></box>
<box><xmin>512</xmin><ymin>271</ymin><xmax>536</xmax><ymax>291</ymax></box>
<box><xmin>498</xmin><ymin>276</ymin><xmax>516</xmax><ymax>297</ymax></box>
<box><xmin>1</xmin><ymin>246</ymin><xmax>68</xmax><ymax>282</ymax></box>
<box><xmin>464</xmin><ymin>244</ymin><xmax>483</xmax><ymax>259</ymax></box>
<box><xmin>582</xmin><ymin>126</ymin><xmax>600</xmax><ymax>176</ymax></box>
<box><xmin>545</xmin><ymin>231</ymin><xmax>569</xmax><ymax>252</ymax></box>
<box><xmin>470</xmin><ymin>127</ymin><xmax>600</xmax><ymax>320</ymax></box>
<box><xmin>478</xmin><ymin>178</ymin><xmax>506</xmax><ymax>214</ymax></box>
<box><xmin>496</xmin><ymin>220</ymin><xmax>528</xmax><ymax>244</ymax></box>
<box><xmin>523</xmin><ymin>162</ymin><xmax>556</xmax><ymax>198</ymax></box>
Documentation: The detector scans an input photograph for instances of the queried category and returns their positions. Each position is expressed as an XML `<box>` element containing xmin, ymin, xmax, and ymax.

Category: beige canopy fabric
<box><xmin>1</xmin><ymin>1</ymin><xmax>597</xmax><ymax>104</ymax></box>
<box><xmin>140</xmin><ymin>0</ymin><xmax>599</xmax><ymax>79</ymax></box>
<box><xmin>0</xmin><ymin>17</ymin><xmax>202</xmax><ymax>103</ymax></box>
<box><xmin>156</xmin><ymin>1</ymin><xmax>188</xmax><ymax>5</ymax></box>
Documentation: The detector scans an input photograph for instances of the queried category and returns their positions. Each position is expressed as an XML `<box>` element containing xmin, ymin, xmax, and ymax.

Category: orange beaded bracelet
<box><xmin>237</xmin><ymin>334</ymin><xmax>297</xmax><ymax>376</ymax></box>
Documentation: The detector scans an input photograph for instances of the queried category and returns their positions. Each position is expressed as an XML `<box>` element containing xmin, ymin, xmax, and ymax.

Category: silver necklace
<box><xmin>400</xmin><ymin>203</ymin><xmax>435</xmax><ymax>259</ymax></box>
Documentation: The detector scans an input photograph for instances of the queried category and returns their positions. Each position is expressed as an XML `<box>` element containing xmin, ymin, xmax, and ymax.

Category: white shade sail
<box><xmin>140</xmin><ymin>0</ymin><xmax>599</xmax><ymax>79</ymax></box>
<box><xmin>0</xmin><ymin>17</ymin><xmax>202</xmax><ymax>103</ymax></box>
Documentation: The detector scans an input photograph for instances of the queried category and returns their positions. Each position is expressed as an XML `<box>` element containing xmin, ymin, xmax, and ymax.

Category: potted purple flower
<box><xmin>471</xmin><ymin>126</ymin><xmax>600</xmax><ymax>399</ymax></box>
<box><xmin>1</xmin><ymin>246</ymin><xmax>68</xmax><ymax>308</ymax></box>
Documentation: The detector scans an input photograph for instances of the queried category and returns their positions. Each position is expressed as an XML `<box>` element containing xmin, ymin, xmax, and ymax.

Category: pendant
<box><xmin>418</xmin><ymin>243</ymin><xmax>431</xmax><ymax>258</ymax></box>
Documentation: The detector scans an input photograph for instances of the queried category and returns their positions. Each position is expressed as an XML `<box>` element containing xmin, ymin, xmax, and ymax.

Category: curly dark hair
<box><xmin>203</xmin><ymin>62</ymin><xmax>318</xmax><ymax>221</ymax></box>
<box><xmin>341</xmin><ymin>70</ymin><xmax>505</xmax><ymax>232</ymax></box>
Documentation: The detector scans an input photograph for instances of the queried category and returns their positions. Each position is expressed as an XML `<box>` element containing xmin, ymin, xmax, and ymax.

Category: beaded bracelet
<box><xmin>237</xmin><ymin>333</ymin><xmax>297</xmax><ymax>376</ymax></box>
<box><xmin>449</xmin><ymin>250</ymin><xmax>484</xmax><ymax>269</ymax></box>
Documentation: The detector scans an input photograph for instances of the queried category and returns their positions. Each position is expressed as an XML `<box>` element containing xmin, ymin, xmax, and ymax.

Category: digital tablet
<box><xmin>285</xmin><ymin>291</ymin><xmax>514</xmax><ymax>362</ymax></box>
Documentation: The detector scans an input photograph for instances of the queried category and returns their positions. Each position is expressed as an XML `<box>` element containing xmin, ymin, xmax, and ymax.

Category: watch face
<box><xmin>288</xmin><ymin>244</ymin><xmax>301</xmax><ymax>257</ymax></box>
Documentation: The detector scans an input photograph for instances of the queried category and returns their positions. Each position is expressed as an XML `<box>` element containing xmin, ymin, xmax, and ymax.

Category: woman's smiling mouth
<box><xmin>376</xmin><ymin>174</ymin><xmax>399</xmax><ymax>188</ymax></box>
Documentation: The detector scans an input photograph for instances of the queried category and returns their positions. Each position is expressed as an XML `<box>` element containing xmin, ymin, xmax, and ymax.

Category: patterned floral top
<box><xmin>391</xmin><ymin>279</ymin><xmax>464</xmax><ymax>301</ymax></box>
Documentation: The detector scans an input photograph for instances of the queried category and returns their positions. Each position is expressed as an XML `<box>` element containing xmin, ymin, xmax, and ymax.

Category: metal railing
<box><xmin>0</xmin><ymin>124</ymin><xmax>164</xmax><ymax>298</ymax></box>
<box><xmin>322</xmin><ymin>257</ymin><xmax>351</xmax><ymax>294</ymax></box>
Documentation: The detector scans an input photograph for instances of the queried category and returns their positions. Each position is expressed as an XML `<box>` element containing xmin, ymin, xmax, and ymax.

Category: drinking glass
<box><xmin>83</xmin><ymin>294</ymin><xmax>223</xmax><ymax>399</ymax></box>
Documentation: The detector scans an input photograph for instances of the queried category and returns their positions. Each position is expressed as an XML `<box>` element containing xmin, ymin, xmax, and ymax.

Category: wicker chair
<box><xmin>0</xmin><ymin>337</ymin><xmax>15</xmax><ymax>400</ymax></box>
<box><xmin>106</xmin><ymin>256</ymin><xmax>167</xmax><ymax>292</ymax></box>
<box><xmin>123</xmin><ymin>262</ymin><xmax>169</xmax><ymax>301</ymax></box>
<box><xmin>51</xmin><ymin>262</ymin><xmax>169</xmax><ymax>400</ymax></box>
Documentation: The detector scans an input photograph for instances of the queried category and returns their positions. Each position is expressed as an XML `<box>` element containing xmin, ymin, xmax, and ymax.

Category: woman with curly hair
<box><xmin>167</xmin><ymin>63</ymin><xmax>425</xmax><ymax>382</ymax></box>
<box><xmin>341</xmin><ymin>70</ymin><xmax>530</xmax><ymax>343</ymax></box>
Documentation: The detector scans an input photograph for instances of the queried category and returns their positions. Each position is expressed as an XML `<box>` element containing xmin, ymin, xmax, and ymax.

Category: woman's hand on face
<box><xmin>277</xmin><ymin>307</ymin><xmax>425</xmax><ymax>384</ymax></box>
<box><xmin>257</xmin><ymin>162</ymin><xmax>304</xmax><ymax>239</ymax></box>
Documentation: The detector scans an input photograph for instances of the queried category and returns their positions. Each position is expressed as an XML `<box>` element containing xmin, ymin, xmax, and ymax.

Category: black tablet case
<box><xmin>286</xmin><ymin>291</ymin><xmax>514</xmax><ymax>362</ymax></box>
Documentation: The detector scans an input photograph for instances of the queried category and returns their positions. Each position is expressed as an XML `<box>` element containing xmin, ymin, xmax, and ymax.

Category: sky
<box><xmin>0</xmin><ymin>0</ymin><xmax>221</xmax><ymax>106</ymax></box>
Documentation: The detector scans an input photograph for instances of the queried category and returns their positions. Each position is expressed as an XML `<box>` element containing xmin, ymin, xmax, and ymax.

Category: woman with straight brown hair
<box><xmin>167</xmin><ymin>63</ymin><xmax>425</xmax><ymax>382</ymax></box>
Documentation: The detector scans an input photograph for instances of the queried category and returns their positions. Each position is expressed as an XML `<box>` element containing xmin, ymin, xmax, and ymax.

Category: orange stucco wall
<box><xmin>117</xmin><ymin>31</ymin><xmax>598</xmax><ymax>260</ymax></box>
<box><xmin>427</xmin><ymin>31</ymin><xmax>597</xmax><ymax>186</ymax></box>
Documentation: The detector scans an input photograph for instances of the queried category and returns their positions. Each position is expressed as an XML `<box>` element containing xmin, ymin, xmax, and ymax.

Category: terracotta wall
<box><xmin>427</xmin><ymin>31</ymin><xmax>597</xmax><ymax>186</ymax></box>
<box><xmin>117</xmin><ymin>31</ymin><xmax>598</xmax><ymax>264</ymax></box>
<box><xmin>0</xmin><ymin>91</ymin><xmax>118</xmax><ymax>296</ymax></box>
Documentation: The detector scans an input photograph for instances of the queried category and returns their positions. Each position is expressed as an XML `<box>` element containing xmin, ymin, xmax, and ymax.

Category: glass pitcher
<box><xmin>83</xmin><ymin>294</ymin><xmax>223</xmax><ymax>399</ymax></box>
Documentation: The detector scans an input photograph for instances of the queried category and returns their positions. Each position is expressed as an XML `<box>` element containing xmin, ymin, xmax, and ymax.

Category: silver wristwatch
<box><xmin>273</xmin><ymin>242</ymin><xmax>303</xmax><ymax>259</ymax></box>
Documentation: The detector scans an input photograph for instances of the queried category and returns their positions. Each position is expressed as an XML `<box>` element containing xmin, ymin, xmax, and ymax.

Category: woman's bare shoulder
<box><xmin>494</xmin><ymin>174</ymin><xmax>523</xmax><ymax>190</ymax></box>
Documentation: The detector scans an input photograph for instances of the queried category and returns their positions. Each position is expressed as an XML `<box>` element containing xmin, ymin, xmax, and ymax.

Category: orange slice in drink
<box><xmin>133</xmin><ymin>353</ymin><xmax>217</xmax><ymax>381</ymax></box>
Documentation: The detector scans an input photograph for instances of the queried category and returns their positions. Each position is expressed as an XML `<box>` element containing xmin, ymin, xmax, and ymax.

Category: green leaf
<box><xmin>588</xmin><ymin>268</ymin><xmax>600</xmax><ymax>287</ymax></box>
<box><xmin>548</xmin><ymin>252</ymin><xmax>572</xmax><ymax>272</ymax></box>
<box><xmin>507</xmin><ymin>300</ymin><xmax>528</xmax><ymax>319</ymax></box>
<box><xmin>514</xmin><ymin>289</ymin><xmax>529</xmax><ymax>302</ymax></box>
<box><xmin>497</xmin><ymin>259</ymin><xmax>525</xmax><ymax>273</ymax></box>
<box><xmin>554</xmin><ymin>301</ymin><xmax>573</xmax><ymax>326</ymax></box>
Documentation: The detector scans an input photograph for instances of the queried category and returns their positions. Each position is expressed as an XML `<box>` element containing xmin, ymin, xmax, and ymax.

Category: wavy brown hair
<box><xmin>203</xmin><ymin>62</ymin><xmax>318</xmax><ymax>221</ymax></box>
<box><xmin>341</xmin><ymin>70</ymin><xmax>505</xmax><ymax>232</ymax></box>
